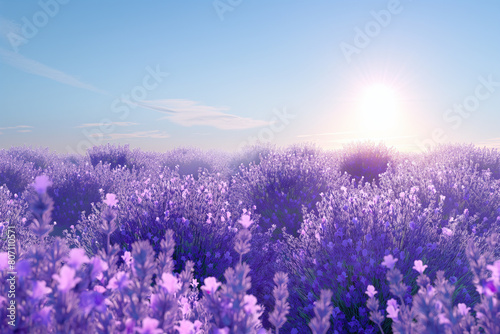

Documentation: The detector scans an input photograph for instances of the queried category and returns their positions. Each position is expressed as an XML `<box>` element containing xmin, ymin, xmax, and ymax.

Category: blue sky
<box><xmin>1</xmin><ymin>0</ymin><xmax>499</xmax><ymax>154</ymax></box>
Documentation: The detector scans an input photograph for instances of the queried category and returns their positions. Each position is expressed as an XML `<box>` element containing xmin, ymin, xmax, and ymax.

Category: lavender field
<box><xmin>1</xmin><ymin>143</ymin><xmax>500</xmax><ymax>333</ymax></box>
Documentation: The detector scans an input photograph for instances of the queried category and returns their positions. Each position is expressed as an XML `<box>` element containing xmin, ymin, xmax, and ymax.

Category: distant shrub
<box><xmin>62</xmin><ymin>154</ymin><xmax>84</xmax><ymax>166</ymax></box>
<box><xmin>380</xmin><ymin>148</ymin><xmax>500</xmax><ymax>243</ymax></box>
<box><xmin>6</xmin><ymin>146</ymin><xmax>54</xmax><ymax>170</ymax></box>
<box><xmin>0</xmin><ymin>186</ymin><xmax>37</xmax><ymax>253</ymax></box>
<box><xmin>231</xmin><ymin>148</ymin><xmax>339</xmax><ymax>237</ymax></box>
<box><xmin>88</xmin><ymin>144</ymin><xmax>131</xmax><ymax>170</ymax></box>
<box><xmin>340</xmin><ymin>141</ymin><xmax>394</xmax><ymax>185</ymax></box>
<box><xmin>227</xmin><ymin>144</ymin><xmax>274</xmax><ymax>175</ymax></box>
<box><xmin>47</xmin><ymin>162</ymin><xmax>113</xmax><ymax>235</ymax></box>
<box><xmin>284</xmin><ymin>143</ymin><xmax>321</xmax><ymax>159</ymax></box>
<box><xmin>435</xmin><ymin>144</ymin><xmax>500</xmax><ymax>180</ymax></box>
<box><xmin>469</xmin><ymin>147</ymin><xmax>500</xmax><ymax>179</ymax></box>
<box><xmin>0</xmin><ymin>152</ymin><xmax>37</xmax><ymax>195</ymax></box>
<box><xmin>162</xmin><ymin>147</ymin><xmax>217</xmax><ymax>180</ymax></box>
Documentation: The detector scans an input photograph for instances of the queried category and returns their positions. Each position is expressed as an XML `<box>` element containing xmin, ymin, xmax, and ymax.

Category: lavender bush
<box><xmin>88</xmin><ymin>144</ymin><xmax>132</xmax><ymax>170</ymax></box>
<box><xmin>0</xmin><ymin>151</ymin><xmax>38</xmax><ymax>196</ymax></box>
<box><xmin>5</xmin><ymin>146</ymin><xmax>54</xmax><ymax>171</ymax></box>
<box><xmin>339</xmin><ymin>141</ymin><xmax>396</xmax><ymax>186</ymax></box>
<box><xmin>161</xmin><ymin>147</ymin><xmax>224</xmax><ymax>181</ymax></box>
<box><xmin>230</xmin><ymin>146</ymin><xmax>338</xmax><ymax>237</ymax></box>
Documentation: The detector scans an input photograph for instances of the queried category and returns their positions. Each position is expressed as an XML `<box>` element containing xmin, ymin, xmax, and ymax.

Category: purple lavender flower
<box><xmin>201</xmin><ymin>276</ymin><xmax>221</xmax><ymax>294</ymax></box>
<box><xmin>103</xmin><ymin>193</ymin><xmax>119</xmax><ymax>207</ymax></box>
<box><xmin>483</xmin><ymin>280</ymin><xmax>497</xmax><ymax>296</ymax></box>
<box><xmin>33</xmin><ymin>306</ymin><xmax>52</xmax><ymax>326</ymax></box>
<box><xmin>32</xmin><ymin>175</ymin><xmax>53</xmax><ymax>194</ymax></box>
<box><xmin>90</xmin><ymin>256</ymin><xmax>109</xmax><ymax>281</ymax></box>
<box><xmin>136</xmin><ymin>317</ymin><xmax>162</xmax><ymax>334</ymax></box>
<box><xmin>365</xmin><ymin>285</ymin><xmax>377</xmax><ymax>299</ymax></box>
<box><xmin>243</xmin><ymin>294</ymin><xmax>261</xmax><ymax>314</ymax></box>
<box><xmin>159</xmin><ymin>272</ymin><xmax>180</xmax><ymax>294</ymax></box>
<box><xmin>122</xmin><ymin>251</ymin><xmax>133</xmax><ymax>268</ymax></box>
<box><xmin>456</xmin><ymin>303</ymin><xmax>470</xmax><ymax>316</ymax></box>
<box><xmin>0</xmin><ymin>252</ymin><xmax>9</xmax><ymax>270</ymax></box>
<box><xmin>174</xmin><ymin>319</ymin><xmax>195</xmax><ymax>334</ymax></box>
<box><xmin>80</xmin><ymin>291</ymin><xmax>107</xmax><ymax>315</ymax></box>
<box><xmin>238</xmin><ymin>214</ymin><xmax>254</xmax><ymax>229</ymax></box>
<box><xmin>413</xmin><ymin>260</ymin><xmax>428</xmax><ymax>275</ymax></box>
<box><xmin>31</xmin><ymin>280</ymin><xmax>52</xmax><ymax>300</ymax></box>
<box><xmin>107</xmin><ymin>271</ymin><xmax>130</xmax><ymax>292</ymax></box>
<box><xmin>65</xmin><ymin>248</ymin><xmax>90</xmax><ymax>270</ymax></box>
<box><xmin>125</xmin><ymin>318</ymin><xmax>136</xmax><ymax>334</ymax></box>
<box><xmin>93</xmin><ymin>285</ymin><xmax>106</xmax><ymax>293</ymax></box>
<box><xmin>442</xmin><ymin>227</ymin><xmax>453</xmax><ymax>237</ymax></box>
<box><xmin>381</xmin><ymin>254</ymin><xmax>398</xmax><ymax>270</ymax></box>
<box><xmin>52</xmin><ymin>265</ymin><xmax>81</xmax><ymax>292</ymax></box>
<box><xmin>487</xmin><ymin>259</ymin><xmax>500</xmax><ymax>284</ymax></box>
<box><xmin>386</xmin><ymin>298</ymin><xmax>399</xmax><ymax>322</ymax></box>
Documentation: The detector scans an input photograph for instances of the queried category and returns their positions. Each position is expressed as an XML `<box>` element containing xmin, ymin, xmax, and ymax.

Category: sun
<box><xmin>357</xmin><ymin>84</ymin><xmax>399</xmax><ymax>135</ymax></box>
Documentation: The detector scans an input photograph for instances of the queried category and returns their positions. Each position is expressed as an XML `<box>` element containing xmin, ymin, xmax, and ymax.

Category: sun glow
<box><xmin>357</xmin><ymin>84</ymin><xmax>400</xmax><ymax>135</ymax></box>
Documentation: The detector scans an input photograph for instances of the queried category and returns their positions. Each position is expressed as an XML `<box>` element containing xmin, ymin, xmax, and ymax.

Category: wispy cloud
<box><xmin>475</xmin><ymin>138</ymin><xmax>500</xmax><ymax>149</ymax></box>
<box><xmin>135</xmin><ymin>99</ymin><xmax>272</xmax><ymax>130</ymax></box>
<box><xmin>0</xmin><ymin>125</ymin><xmax>32</xmax><ymax>130</ymax></box>
<box><xmin>0</xmin><ymin>48</ymin><xmax>107</xmax><ymax>94</ymax></box>
<box><xmin>76</xmin><ymin>121</ymin><xmax>138</xmax><ymax>128</ymax></box>
<box><xmin>327</xmin><ymin>134</ymin><xmax>418</xmax><ymax>143</ymax></box>
<box><xmin>88</xmin><ymin>130</ymin><xmax>170</xmax><ymax>141</ymax></box>
<box><xmin>297</xmin><ymin>131</ymin><xmax>357</xmax><ymax>138</ymax></box>
<box><xmin>0</xmin><ymin>125</ymin><xmax>33</xmax><ymax>134</ymax></box>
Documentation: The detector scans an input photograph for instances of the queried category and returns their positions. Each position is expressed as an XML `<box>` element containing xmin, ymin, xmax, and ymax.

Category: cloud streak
<box><xmin>0</xmin><ymin>125</ymin><xmax>33</xmax><ymax>135</ymax></box>
<box><xmin>135</xmin><ymin>99</ymin><xmax>272</xmax><ymax>130</ymax></box>
<box><xmin>297</xmin><ymin>131</ymin><xmax>357</xmax><ymax>138</ymax></box>
<box><xmin>0</xmin><ymin>125</ymin><xmax>33</xmax><ymax>130</ymax></box>
<box><xmin>475</xmin><ymin>138</ymin><xmax>500</xmax><ymax>149</ymax></box>
<box><xmin>326</xmin><ymin>134</ymin><xmax>418</xmax><ymax>143</ymax></box>
<box><xmin>76</xmin><ymin>121</ymin><xmax>138</xmax><ymax>128</ymax></box>
<box><xmin>0</xmin><ymin>48</ymin><xmax>107</xmax><ymax>95</ymax></box>
<box><xmin>88</xmin><ymin>130</ymin><xmax>170</xmax><ymax>141</ymax></box>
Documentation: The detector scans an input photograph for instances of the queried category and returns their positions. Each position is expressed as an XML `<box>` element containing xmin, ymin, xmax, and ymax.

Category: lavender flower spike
<box><xmin>413</xmin><ymin>260</ymin><xmax>428</xmax><ymax>275</ymax></box>
<box><xmin>381</xmin><ymin>255</ymin><xmax>398</xmax><ymax>270</ymax></box>
<box><xmin>365</xmin><ymin>285</ymin><xmax>377</xmax><ymax>299</ymax></box>
<box><xmin>32</xmin><ymin>175</ymin><xmax>53</xmax><ymax>194</ymax></box>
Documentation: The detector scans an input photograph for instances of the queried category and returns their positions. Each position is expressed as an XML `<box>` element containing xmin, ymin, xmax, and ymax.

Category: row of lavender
<box><xmin>0</xmin><ymin>143</ymin><xmax>500</xmax><ymax>332</ymax></box>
